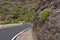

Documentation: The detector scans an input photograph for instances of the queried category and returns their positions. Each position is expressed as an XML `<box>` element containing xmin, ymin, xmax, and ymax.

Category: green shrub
<box><xmin>39</xmin><ymin>8</ymin><xmax>51</xmax><ymax>21</ymax></box>
<box><xmin>0</xmin><ymin>7</ymin><xmax>8</xmax><ymax>13</ymax></box>
<box><xmin>2</xmin><ymin>1</ymin><xmax>10</xmax><ymax>5</ymax></box>
<box><xmin>7</xmin><ymin>18</ymin><xmax>19</xmax><ymax>24</ymax></box>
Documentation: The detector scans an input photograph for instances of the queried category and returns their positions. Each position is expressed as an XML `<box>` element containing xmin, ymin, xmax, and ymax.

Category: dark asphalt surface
<box><xmin>0</xmin><ymin>23</ymin><xmax>32</xmax><ymax>40</ymax></box>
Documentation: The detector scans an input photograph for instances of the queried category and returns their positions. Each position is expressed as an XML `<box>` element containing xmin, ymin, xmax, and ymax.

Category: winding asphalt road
<box><xmin>0</xmin><ymin>23</ymin><xmax>32</xmax><ymax>40</ymax></box>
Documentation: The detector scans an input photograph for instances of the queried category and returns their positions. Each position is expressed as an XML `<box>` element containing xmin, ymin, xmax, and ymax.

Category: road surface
<box><xmin>0</xmin><ymin>23</ymin><xmax>32</xmax><ymax>40</ymax></box>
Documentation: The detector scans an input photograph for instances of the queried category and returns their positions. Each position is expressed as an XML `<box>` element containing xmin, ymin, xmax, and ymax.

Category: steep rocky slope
<box><xmin>33</xmin><ymin>0</ymin><xmax>60</xmax><ymax>40</ymax></box>
<box><xmin>38</xmin><ymin>1</ymin><xmax>60</xmax><ymax>40</ymax></box>
<box><xmin>38</xmin><ymin>9</ymin><xmax>60</xmax><ymax>40</ymax></box>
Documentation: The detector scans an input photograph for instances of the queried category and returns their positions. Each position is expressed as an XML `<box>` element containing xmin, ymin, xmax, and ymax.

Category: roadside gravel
<box><xmin>0</xmin><ymin>22</ymin><xmax>23</xmax><ymax>29</ymax></box>
<box><xmin>16</xmin><ymin>28</ymin><xmax>34</xmax><ymax>40</ymax></box>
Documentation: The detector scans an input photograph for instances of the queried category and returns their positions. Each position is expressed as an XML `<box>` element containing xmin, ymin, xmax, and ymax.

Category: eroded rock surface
<box><xmin>38</xmin><ymin>9</ymin><xmax>60</xmax><ymax>40</ymax></box>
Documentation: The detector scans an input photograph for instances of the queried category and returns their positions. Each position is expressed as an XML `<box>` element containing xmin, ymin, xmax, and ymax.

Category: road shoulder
<box><xmin>16</xmin><ymin>28</ymin><xmax>34</xmax><ymax>40</ymax></box>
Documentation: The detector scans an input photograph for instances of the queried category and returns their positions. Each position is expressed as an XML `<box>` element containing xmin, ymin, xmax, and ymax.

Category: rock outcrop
<box><xmin>38</xmin><ymin>9</ymin><xmax>60</xmax><ymax>40</ymax></box>
<box><xmin>33</xmin><ymin>0</ymin><xmax>60</xmax><ymax>40</ymax></box>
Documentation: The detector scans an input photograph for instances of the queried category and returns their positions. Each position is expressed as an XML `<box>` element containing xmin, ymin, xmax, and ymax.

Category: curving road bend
<box><xmin>0</xmin><ymin>23</ymin><xmax>32</xmax><ymax>40</ymax></box>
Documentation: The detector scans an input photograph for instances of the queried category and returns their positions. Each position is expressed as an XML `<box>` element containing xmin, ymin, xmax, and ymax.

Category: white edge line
<box><xmin>11</xmin><ymin>25</ymin><xmax>32</xmax><ymax>40</ymax></box>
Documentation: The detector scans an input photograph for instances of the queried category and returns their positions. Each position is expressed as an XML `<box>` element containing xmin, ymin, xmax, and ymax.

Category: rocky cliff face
<box><xmin>38</xmin><ymin>9</ymin><xmax>60</xmax><ymax>40</ymax></box>
<box><xmin>33</xmin><ymin>0</ymin><xmax>60</xmax><ymax>40</ymax></box>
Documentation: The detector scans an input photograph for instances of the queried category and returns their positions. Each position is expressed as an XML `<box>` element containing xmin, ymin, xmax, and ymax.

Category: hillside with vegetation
<box><xmin>0</xmin><ymin>0</ymin><xmax>40</xmax><ymax>24</ymax></box>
